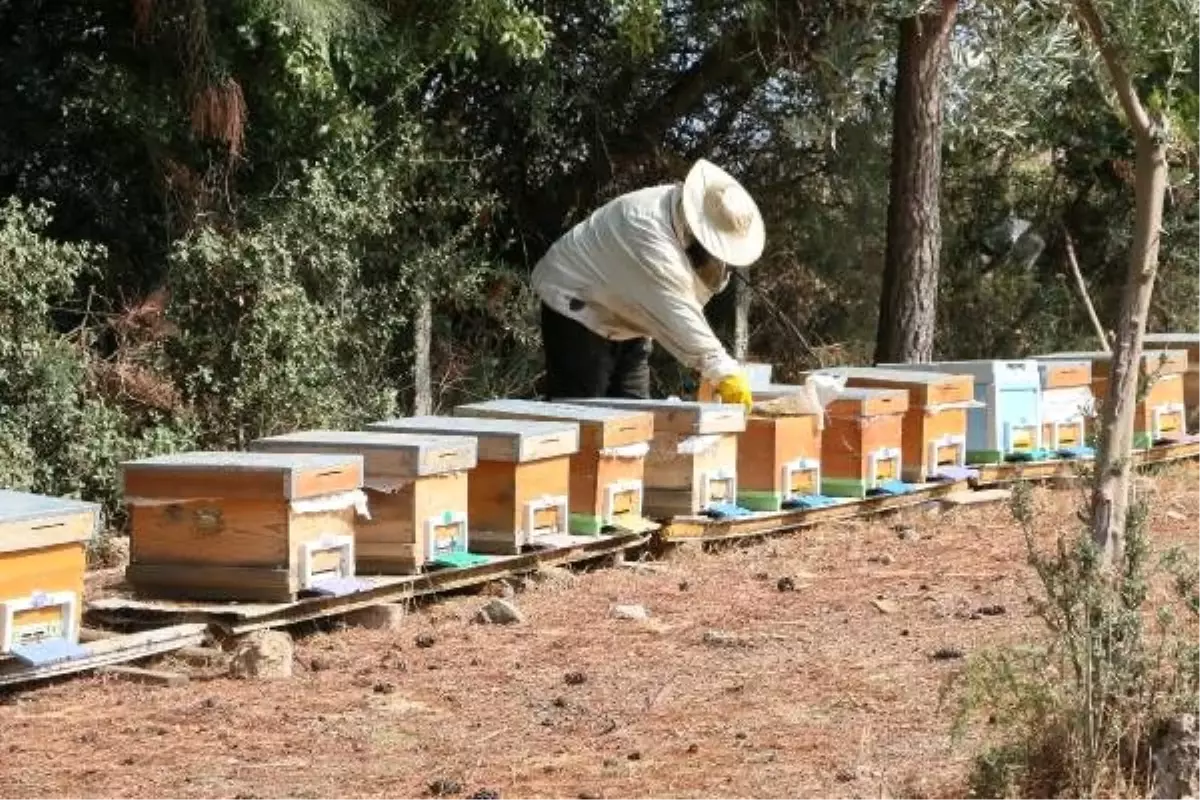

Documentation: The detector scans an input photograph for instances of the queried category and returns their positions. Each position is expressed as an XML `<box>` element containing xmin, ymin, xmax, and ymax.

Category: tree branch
<box><xmin>1062</xmin><ymin>226</ymin><xmax>1111</xmax><ymax>352</ymax></box>
<box><xmin>1072</xmin><ymin>0</ymin><xmax>1154</xmax><ymax>138</ymax></box>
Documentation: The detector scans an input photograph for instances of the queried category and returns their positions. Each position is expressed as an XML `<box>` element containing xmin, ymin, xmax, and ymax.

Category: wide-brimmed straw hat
<box><xmin>681</xmin><ymin>159</ymin><xmax>765</xmax><ymax>268</ymax></box>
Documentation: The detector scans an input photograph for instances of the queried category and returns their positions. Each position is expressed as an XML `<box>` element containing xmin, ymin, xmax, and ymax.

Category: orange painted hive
<box><xmin>565</xmin><ymin>399</ymin><xmax>746</xmax><ymax>517</ymax></box>
<box><xmin>0</xmin><ymin>491</ymin><xmax>98</xmax><ymax>664</ymax></box>
<box><xmin>365</xmin><ymin>416</ymin><xmax>579</xmax><ymax>555</ymax></box>
<box><xmin>251</xmin><ymin>430</ymin><xmax>478</xmax><ymax>574</ymax></box>
<box><xmin>453</xmin><ymin>399</ymin><xmax>656</xmax><ymax>535</ymax></box>
<box><xmin>735</xmin><ymin>412</ymin><xmax>822</xmax><ymax>512</ymax></box>
<box><xmin>122</xmin><ymin>451</ymin><xmax>366</xmax><ymax>602</ymax></box>
<box><xmin>807</xmin><ymin>367</ymin><xmax>974</xmax><ymax>482</ymax></box>
<box><xmin>1040</xmin><ymin>349</ymin><xmax>1189</xmax><ymax>447</ymax></box>
<box><xmin>816</xmin><ymin>387</ymin><xmax>909</xmax><ymax>498</ymax></box>
<box><xmin>1144</xmin><ymin>334</ymin><xmax>1199</xmax><ymax>432</ymax></box>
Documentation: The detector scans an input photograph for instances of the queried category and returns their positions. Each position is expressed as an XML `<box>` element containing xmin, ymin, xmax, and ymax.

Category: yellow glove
<box><xmin>715</xmin><ymin>372</ymin><xmax>753</xmax><ymax>412</ymax></box>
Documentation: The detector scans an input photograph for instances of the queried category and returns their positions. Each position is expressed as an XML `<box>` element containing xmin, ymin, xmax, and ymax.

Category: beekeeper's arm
<box><xmin>614</xmin><ymin>224</ymin><xmax>752</xmax><ymax>409</ymax></box>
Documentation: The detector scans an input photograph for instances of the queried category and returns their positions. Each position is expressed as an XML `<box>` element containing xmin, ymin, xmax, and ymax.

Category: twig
<box><xmin>1062</xmin><ymin>227</ymin><xmax>1111</xmax><ymax>352</ymax></box>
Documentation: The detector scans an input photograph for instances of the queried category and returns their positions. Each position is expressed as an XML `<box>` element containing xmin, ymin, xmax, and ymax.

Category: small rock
<box><xmin>703</xmin><ymin>630</ymin><xmax>750</xmax><ymax>648</ymax></box>
<box><xmin>627</xmin><ymin>751</ymin><xmax>641</xmax><ymax>761</ymax></box>
<box><xmin>976</xmin><ymin>604</ymin><xmax>1006</xmax><ymax>616</ymax></box>
<box><xmin>1166</xmin><ymin>510</ymin><xmax>1187</xmax><ymax>522</ymax></box>
<box><xmin>868</xmin><ymin>553</ymin><xmax>895</xmax><ymax>565</ymax></box>
<box><xmin>835</xmin><ymin>768</ymin><xmax>856</xmax><ymax>783</ymax></box>
<box><xmin>919</xmin><ymin>583</ymin><xmax>930</xmax><ymax>591</ymax></box>
<box><xmin>754</xmin><ymin>571</ymin><xmax>770</xmax><ymax>581</ymax></box>
<box><xmin>678</xmin><ymin>580</ymin><xmax>690</xmax><ymax>592</ymax></box>
<box><xmin>345</xmin><ymin>604</ymin><xmax>406</xmax><ymax>631</ymax></box>
<box><xmin>687</xmin><ymin>744</ymin><xmax>699</xmax><ymax>754</ymax></box>
<box><xmin>611</xmin><ymin>604</ymin><xmax>648</xmax><ymax>621</ymax></box>
<box><xmin>931</xmin><ymin>646</ymin><xmax>965</xmax><ymax>661</ymax></box>
<box><xmin>308</xmin><ymin>655</ymin><xmax>332</xmax><ymax>672</ymax></box>
<box><xmin>475</xmin><ymin>598</ymin><xmax>526</xmax><ymax>625</ymax></box>
<box><xmin>900</xmin><ymin>629</ymin><xmax>910</xmax><ymax>637</ymax></box>
<box><xmin>532</xmin><ymin>565</ymin><xmax>577</xmax><ymax>588</ymax></box>
<box><xmin>776</xmin><ymin>576</ymin><xmax>796</xmax><ymax>592</ymax></box>
<box><xmin>564</xmin><ymin>671</ymin><xmax>587</xmax><ymax>686</ymax></box>
<box><xmin>372</xmin><ymin>682</ymin><xmax>396</xmax><ymax>695</ymax></box>
<box><xmin>734</xmin><ymin>732</ymin><xmax>747</xmax><ymax>740</ymax></box>
<box><xmin>415</xmin><ymin>633</ymin><xmax>437</xmax><ymax>649</ymax></box>
<box><xmin>871</xmin><ymin>598</ymin><xmax>900</xmax><ymax>615</ymax></box>
<box><xmin>468</xmin><ymin>790</ymin><xmax>500</xmax><ymax>800</ymax></box>
<box><xmin>428</xmin><ymin>779</ymin><xmax>462</xmax><ymax>797</ymax></box>
<box><xmin>896</xmin><ymin>526</ymin><xmax>921</xmax><ymax>542</ymax></box>
<box><xmin>228</xmin><ymin>631</ymin><xmax>293</xmax><ymax>680</ymax></box>
<box><xmin>552</xmin><ymin>696</ymin><xmax>567</xmax><ymax>708</ymax></box>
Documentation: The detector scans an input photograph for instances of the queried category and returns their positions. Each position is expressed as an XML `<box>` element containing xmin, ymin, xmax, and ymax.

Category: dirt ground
<box><xmin>1</xmin><ymin>466</ymin><xmax>1196</xmax><ymax>800</ymax></box>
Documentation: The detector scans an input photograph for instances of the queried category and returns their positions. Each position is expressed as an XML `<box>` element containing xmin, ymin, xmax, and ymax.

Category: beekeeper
<box><xmin>532</xmin><ymin>159</ymin><xmax>765</xmax><ymax>411</ymax></box>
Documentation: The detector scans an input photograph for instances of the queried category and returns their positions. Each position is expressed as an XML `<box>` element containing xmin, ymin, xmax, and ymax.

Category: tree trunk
<box><xmin>874</xmin><ymin>2</ymin><xmax>957</xmax><ymax>364</ymax></box>
<box><xmin>412</xmin><ymin>292</ymin><xmax>433</xmax><ymax>415</ymax></box>
<box><xmin>1071</xmin><ymin>0</ymin><xmax>1169</xmax><ymax>565</ymax></box>
<box><xmin>1088</xmin><ymin>135</ymin><xmax>1167</xmax><ymax>563</ymax></box>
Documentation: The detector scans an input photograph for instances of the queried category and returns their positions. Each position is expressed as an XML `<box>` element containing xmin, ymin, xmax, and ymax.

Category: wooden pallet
<box><xmin>971</xmin><ymin>439</ymin><xmax>1199</xmax><ymax>486</ymax></box>
<box><xmin>0</xmin><ymin>623</ymin><xmax>207</xmax><ymax>689</ymax></box>
<box><xmin>658</xmin><ymin>479</ymin><xmax>969</xmax><ymax>542</ymax></box>
<box><xmin>88</xmin><ymin>532</ymin><xmax>648</xmax><ymax>635</ymax></box>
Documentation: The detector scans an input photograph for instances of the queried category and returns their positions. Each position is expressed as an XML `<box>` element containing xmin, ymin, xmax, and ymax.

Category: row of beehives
<box><xmin>1</xmin><ymin>336</ymin><xmax>1195</xmax><ymax>664</ymax></box>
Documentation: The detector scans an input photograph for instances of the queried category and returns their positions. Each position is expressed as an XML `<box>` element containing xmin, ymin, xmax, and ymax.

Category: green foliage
<box><xmin>950</xmin><ymin>481</ymin><xmax>1199</xmax><ymax>798</ymax></box>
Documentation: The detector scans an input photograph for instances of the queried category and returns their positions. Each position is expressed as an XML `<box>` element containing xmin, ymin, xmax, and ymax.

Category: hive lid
<box><xmin>251</xmin><ymin>430</ymin><xmax>478</xmax><ymax>480</ymax></box>
<box><xmin>879</xmin><ymin>359</ymin><xmax>1042</xmax><ymax>390</ymax></box>
<box><xmin>365</xmin><ymin>416</ymin><xmax>579</xmax><ymax>463</ymax></box>
<box><xmin>563</xmin><ymin>398</ymin><xmax>745</xmax><ymax>434</ymax></box>
<box><xmin>1040</xmin><ymin>349</ymin><xmax>1189</xmax><ymax>376</ymax></box>
<box><xmin>454</xmin><ymin>399</ymin><xmax>654</xmax><ymax>449</ymax></box>
<box><xmin>0</xmin><ymin>491</ymin><xmax>100</xmax><ymax>553</ymax></box>
<box><xmin>827</xmin><ymin>386</ymin><xmax>910</xmax><ymax>416</ymax></box>
<box><xmin>120</xmin><ymin>451</ymin><xmax>364</xmax><ymax>500</ymax></box>
<box><xmin>808</xmin><ymin>366</ymin><xmax>974</xmax><ymax>406</ymax></box>
<box><xmin>1037</xmin><ymin>359</ymin><xmax>1092</xmax><ymax>389</ymax></box>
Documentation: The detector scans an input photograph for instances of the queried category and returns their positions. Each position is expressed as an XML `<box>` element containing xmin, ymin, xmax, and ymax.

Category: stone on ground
<box><xmin>611</xmin><ymin>604</ymin><xmax>649</xmax><ymax>621</ymax></box>
<box><xmin>228</xmin><ymin>630</ymin><xmax>293</xmax><ymax>679</ymax></box>
<box><xmin>474</xmin><ymin>598</ymin><xmax>525</xmax><ymax>625</ymax></box>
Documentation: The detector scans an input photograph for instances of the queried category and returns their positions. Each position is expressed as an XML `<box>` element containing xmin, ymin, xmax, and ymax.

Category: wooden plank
<box><xmin>660</xmin><ymin>480</ymin><xmax>968</xmax><ymax>542</ymax></box>
<box><xmin>88</xmin><ymin>533</ymin><xmax>648</xmax><ymax>635</ymax></box>
<box><xmin>125</xmin><ymin>562</ymin><xmax>299</xmax><ymax>602</ymax></box>
<box><xmin>366</xmin><ymin>416</ymin><xmax>579</xmax><ymax>463</ymax></box>
<box><xmin>97</xmin><ymin>665</ymin><xmax>189</xmax><ymax>687</ymax></box>
<box><xmin>941</xmin><ymin>488</ymin><xmax>1012</xmax><ymax>507</ymax></box>
<box><xmin>0</xmin><ymin>623</ymin><xmax>208</xmax><ymax>688</ymax></box>
<box><xmin>252</xmin><ymin>430</ymin><xmax>477</xmax><ymax>479</ymax></box>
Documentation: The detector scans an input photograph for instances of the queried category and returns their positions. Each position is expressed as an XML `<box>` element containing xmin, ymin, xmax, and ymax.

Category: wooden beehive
<box><xmin>806</xmin><ymin>367</ymin><xmax>974</xmax><ymax>482</ymax></box>
<box><xmin>566</xmin><ymin>399</ymin><xmax>746</xmax><ymax>517</ymax></box>
<box><xmin>1144</xmin><ymin>334</ymin><xmax>1199</xmax><ymax>432</ymax></box>
<box><xmin>1040</xmin><ymin>349</ymin><xmax>1189</xmax><ymax>447</ymax></box>
<box><xmin>1036</xmin><ymin>360</ymin><xmax>1094</xmax><ymax>451</ymax></box>
<box><xmin>122</xmin><ymin>451</ymin><xmax>365</xmax><ymax>602</ymax></box>
<box><xmin>807</xmin><ymin>387</ymin><xmax>908</xmax><ymax>498</ymax></box>
<box><xmin>0</xmin><ymin>491</ymin><xmax>98</xmax><ymax>663</ymax></box>
<box><xmin>736</xmin><ymin>413</ymin><xmax>822</xmax><ymax>511</ymax></box>
<box><xmin>882</xmin><ymin>360</ymin><xmax>1043</xmax><ymax>463</ymax></box>
<box><xmin>251</xmin><ymin>430</ymin><xmax>477</xmax><ymax>573</ymax></box>
<box><xmin>453</xmin><ymin>399</ymin><xmax>655</xmax><ymax>535</ymax></box>
<box><xmin>365</xmin><ymin>416</ymin><xmax>578</xmax><ymax>554</ymax></box>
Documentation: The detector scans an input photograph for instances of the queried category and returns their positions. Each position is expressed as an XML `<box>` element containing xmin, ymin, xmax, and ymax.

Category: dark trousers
<box><xmin>540</xmin><ymin>304</ymin><xmax>651</xmax><ymax>400</ymax></box>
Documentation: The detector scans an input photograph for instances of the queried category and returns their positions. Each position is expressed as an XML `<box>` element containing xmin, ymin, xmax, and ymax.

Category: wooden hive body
<box><xmin>365</xmin><ymin>416</ymin><xmax>578</xmax><ymax>554</ymax></box>
<box><xmin>1040</xmin><ymin>350</ymin><xmax>1188</xmax><ymax>446</ymax></box>
<box><xmin>565</xmin><ymin>399</ymin><xmax>745</xmax><ymax>516</ymax></box>
<box><xmin>250</xmin><ymin>430</ymin><xmax>477</xmax><ymax>573</ymax></box>
<box><xmin>453</xmin><ymin>400</ymin><xmax>654</xmax><ymax>535</ymax></box>
<box><xmin>1037</xmin><ymin>361</ymin><xmax>1094</xmax><ymax>450</ymax></box>
<box><xmin>808</xmin><ymin>367</ymin><xmax>974</xmax><ymax>482</ymax></box>
<box><xmin>1135</xmin><ymin>334</ymin><xmax>1197</xmax><ymax>433</ymax></box>
<box><xmin>0</xmin><ymin>491</ymin><xmax>98</xmax><ymax>657</ymax></box>
<box><xmin>881</xmin><ymin>360</ymin><xmax>1043</xmax><ymax>463</ymax></box>
<box><xmin>736</xmin><ymin>413</ymin><xmax>822</xmax><ymax>511</ymax></box>
<box><xmin>122</xmin><ymin>451</ymin><xmax>365</xmax><ymax>602</ymax></box>
<box><xmin>817</xmin><ymin>387</ymin><xmax>909</xmax><ymax>498</ymax></box>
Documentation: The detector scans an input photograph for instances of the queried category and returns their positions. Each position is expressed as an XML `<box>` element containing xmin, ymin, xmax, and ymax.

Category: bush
<box><xmin>950</xmin><ymin>481</ymin><xmax>1199</xmax><ymax>798</ymax></box>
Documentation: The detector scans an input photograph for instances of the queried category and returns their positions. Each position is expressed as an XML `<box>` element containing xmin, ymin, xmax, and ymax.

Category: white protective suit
<box><xmin>531</xmin><ymin>184</ymin><xmax>741</xmax><ymax>383</ymax></box>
